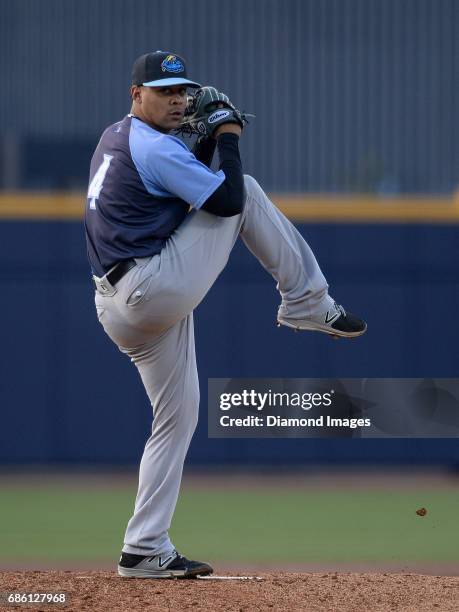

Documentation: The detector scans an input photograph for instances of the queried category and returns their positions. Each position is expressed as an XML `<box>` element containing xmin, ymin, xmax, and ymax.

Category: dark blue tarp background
<box><xmin>1</xmin><ymin>221</ymin><xmax>458</xmax><ymax>465</ymax></box>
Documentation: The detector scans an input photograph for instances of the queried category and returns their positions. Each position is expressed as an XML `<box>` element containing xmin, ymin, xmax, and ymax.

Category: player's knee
<box><xmin>154</xmin><ymin>396</ymin><xmax>199</xmax><ymax>437</ymax></box>
<box><xmin>170</xmin><ymin>388</ymin><xmax>200</xmax><ymax>433</ymax></box>
<box><xmin>243</xmin><ymin>174</ymin><xmax>259</xmax><ymax>192</ymax></box>
<box><xmin>178</xmin><ymin>402</ymin><xmax>199</xmax><ymax>439</ymax></box>
<box><xmin>187</xmin><ymin>388</ymin><xmax>200</xmax><ymax>431</ymax></box>
<box><xmin>243</xmin><ymin>174</ymin><xmax>264</xmax><ymax>202</ymax></box>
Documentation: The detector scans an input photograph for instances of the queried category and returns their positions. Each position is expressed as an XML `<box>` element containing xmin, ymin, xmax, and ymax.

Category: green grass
<box><xmin>1</xmin><ymin>485</ymin><xmax>458</xmax><ymax>563</ymax></box>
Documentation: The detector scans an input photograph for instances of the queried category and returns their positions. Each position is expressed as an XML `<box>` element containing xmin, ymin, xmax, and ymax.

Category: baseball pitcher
<box><xmin>84</xmin><ymin>50</ymin><xmax>366</xmax><ymax>579</ymax></box>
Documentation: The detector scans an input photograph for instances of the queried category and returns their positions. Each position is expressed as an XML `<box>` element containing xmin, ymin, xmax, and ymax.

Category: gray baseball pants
<box><xmin>94</xmin><ymin>175</ymin><xmax>334</xmax><ymax>556</ymax></box>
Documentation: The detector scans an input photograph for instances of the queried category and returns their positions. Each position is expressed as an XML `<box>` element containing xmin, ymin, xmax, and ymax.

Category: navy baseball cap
<box><xmin>131</xmin><ymin>51</ymin><xmax>201</xmax><ymax>88</ymax></box>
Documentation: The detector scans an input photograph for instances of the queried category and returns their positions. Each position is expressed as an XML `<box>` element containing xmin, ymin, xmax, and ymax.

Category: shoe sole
<box><xmin>278</xmin><ymin>319</ymin><xmax>367</xmax><ymax>338</ymax></box>
<box><xmin>117</xmin><ymin>565</ymin><xmax>213</xmax><ymax>579</ymax></box>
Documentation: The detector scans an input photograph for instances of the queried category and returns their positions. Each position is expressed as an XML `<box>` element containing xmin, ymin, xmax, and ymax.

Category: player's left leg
<box><xmin>162</xmin><ymin>173</ymin><xmax>366</xmax><ymax>338</ymax></box>
<box><xmin>239</xmin><ymin>175</ymin><xmax>366</xmax><ymax>338</ymax></box>
<box><xmin>96</xmin><ymin>174</ymin><xmax>365</xmax><ymax>341</ymax></box>
<box><xmin>139</xmin><ymin>180</ymin><xmax>334</xmax><ymax>327</ymax></box>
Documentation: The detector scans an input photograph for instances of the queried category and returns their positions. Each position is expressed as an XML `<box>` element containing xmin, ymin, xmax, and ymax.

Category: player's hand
<box><xmin>182</xmin><ymin>86</ymin><xmax>245</xmax><ymax>139</ymax></box>
<box><xmin>212</xmin><ymin>102</ymin><xmax>242</xmax><ymax>138</ymax></box>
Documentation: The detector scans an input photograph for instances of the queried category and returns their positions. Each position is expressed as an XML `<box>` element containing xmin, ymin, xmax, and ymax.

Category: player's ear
<box><xmin>130</xmin><ymin>85</ymin><xmax>142</xmax><ymax>103</ymax></box>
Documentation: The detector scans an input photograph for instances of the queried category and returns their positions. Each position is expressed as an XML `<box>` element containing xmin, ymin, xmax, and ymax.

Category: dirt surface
<box><xmin>1</xmin><ymin>571</ymin><xmax>458</xmax><ymax>612</ymax></box>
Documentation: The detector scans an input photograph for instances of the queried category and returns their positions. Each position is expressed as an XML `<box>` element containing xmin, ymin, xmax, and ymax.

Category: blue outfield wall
<box><xmin>1</xmin><ymin>220</ymin><xmax>458</xmax><ymax>466</ymax></box>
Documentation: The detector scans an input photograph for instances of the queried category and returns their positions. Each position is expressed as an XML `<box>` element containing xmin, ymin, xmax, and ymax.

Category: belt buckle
<box><xmin>92</xmin><ymin>274</ymin><xmax>116</xmax><ymax>296</ymax></box>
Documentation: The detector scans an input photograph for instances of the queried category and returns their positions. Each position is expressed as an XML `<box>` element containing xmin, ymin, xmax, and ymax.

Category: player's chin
<box><xmin>156</xmin><ymin>115</ymin><xmax>183</xmax><ymax>134</ymax></box>
<box><xmin>167</xmin><ymin>114</ymin><xmax>184</xmax><ymax>128</ymax></box>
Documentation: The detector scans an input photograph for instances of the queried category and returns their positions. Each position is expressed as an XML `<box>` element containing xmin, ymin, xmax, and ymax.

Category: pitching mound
<box><xmin>1</xmin><ymin>571</ymin><xmax>458</xmax><ymax>611</ymax></box>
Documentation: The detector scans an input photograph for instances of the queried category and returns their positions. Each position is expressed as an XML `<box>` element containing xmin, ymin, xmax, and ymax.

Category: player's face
<box><xmin>132</xmin><ymin>85</ymin><xmax>188</xmax><ymax>133</ymax></box>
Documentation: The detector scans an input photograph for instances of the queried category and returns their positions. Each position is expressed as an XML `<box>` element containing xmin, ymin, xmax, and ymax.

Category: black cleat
<box><xmin>118</xmin><ymin>550</ymin><xmax>213</xmax><ymax>579</ymax></box>
<box><xmin>277</xmin><ymin>302</ymin><xmax>367</xmax><ymax>338</ymax></box>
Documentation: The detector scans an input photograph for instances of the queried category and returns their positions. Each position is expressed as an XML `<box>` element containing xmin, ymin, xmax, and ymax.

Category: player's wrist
<box><xmin>214</xmin><ymin>123</ymin><xmax>242</xmax><ymax>139</ymax></box>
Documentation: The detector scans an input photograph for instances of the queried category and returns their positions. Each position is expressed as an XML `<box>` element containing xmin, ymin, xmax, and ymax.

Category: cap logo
<box><xmin>161</xmin><ymin>55</ymin><xmax>184</xmax><ymax>74</ymax></box>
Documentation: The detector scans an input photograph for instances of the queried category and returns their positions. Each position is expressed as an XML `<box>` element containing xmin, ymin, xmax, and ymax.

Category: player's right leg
<box><xmin>94</xmin><ymin>296</ymin><xmax>212</xmax><ymax>578</ymax></box>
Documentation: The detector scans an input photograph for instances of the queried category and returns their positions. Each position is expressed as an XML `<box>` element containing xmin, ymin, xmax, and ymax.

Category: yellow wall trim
<box><xmin>0</xmin><ymin>192</ymin><xmax>458</xmax><ymax>223</ymax></box>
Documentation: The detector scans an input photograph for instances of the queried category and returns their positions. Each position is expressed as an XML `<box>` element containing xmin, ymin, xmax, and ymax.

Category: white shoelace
<box><xmin>334</xmin><ymin>302</ymin><xmax>347</xmax><ymax>318</ymax></box>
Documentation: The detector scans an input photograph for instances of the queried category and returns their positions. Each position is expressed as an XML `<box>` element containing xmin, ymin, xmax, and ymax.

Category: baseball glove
<box><xmin>178</xmin><ymin>86</ymin><xmax>254</xmax><ymax>138</ymax></box>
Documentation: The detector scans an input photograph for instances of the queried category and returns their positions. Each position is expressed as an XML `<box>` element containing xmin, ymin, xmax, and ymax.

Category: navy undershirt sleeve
<box><xmin>193</xmin><ymin>137</ymin><xmax>217</xmax><ymax>168</ymax></box>
<box><xmin>201</xmin><ymin>133</ymin><xmax>244</xmax><ymax>217</ymax></box>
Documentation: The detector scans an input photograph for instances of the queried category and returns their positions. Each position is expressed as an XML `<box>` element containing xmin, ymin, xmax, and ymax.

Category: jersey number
<box><xmin>87</xmin><ymin>154</ymin><xmax>113</xmax><ymax>210</ymax></box>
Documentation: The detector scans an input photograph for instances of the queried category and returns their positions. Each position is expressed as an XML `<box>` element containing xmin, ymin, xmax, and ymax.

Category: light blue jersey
<box><xmin>129</xmin><ymin>116</ymin><xmax>225</xmax><ymax>207</ymax></box>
